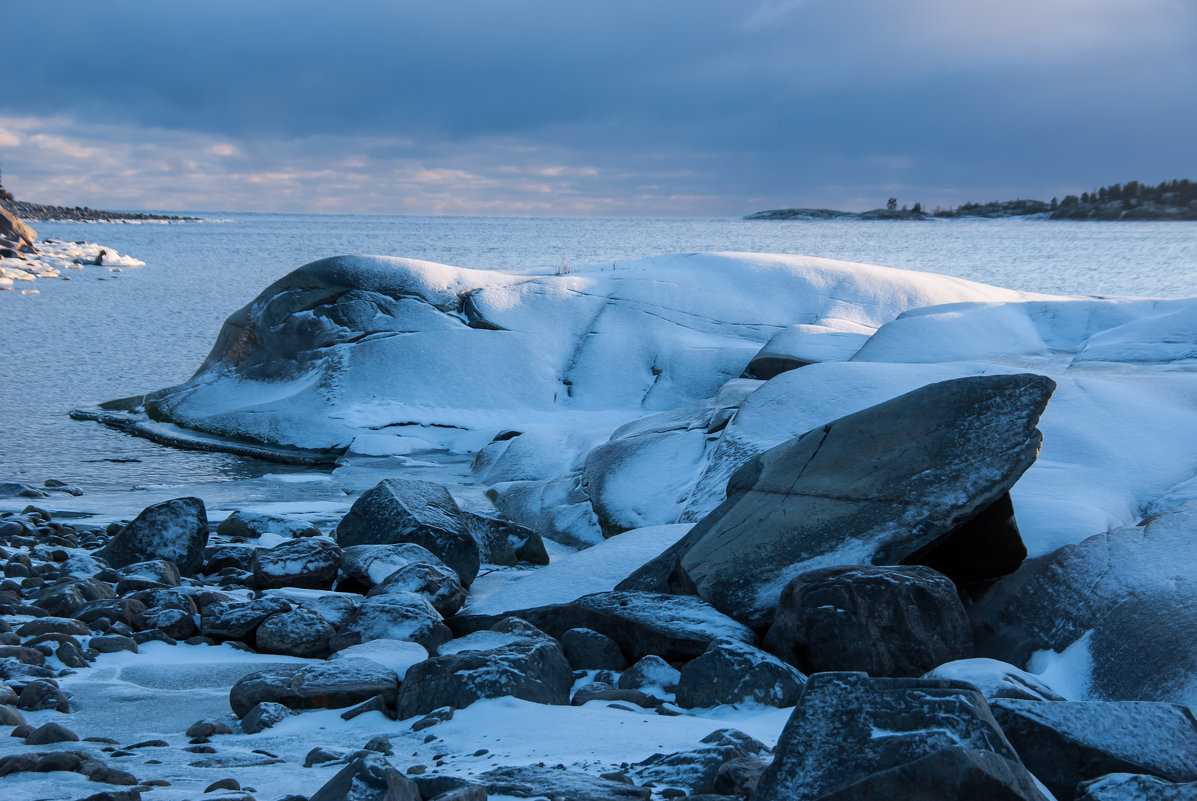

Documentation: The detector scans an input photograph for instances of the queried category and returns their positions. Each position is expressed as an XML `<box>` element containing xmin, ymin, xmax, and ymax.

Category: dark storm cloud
<box><xmin>3</xmin><ymin>0</ymin><xmax>1196</xmax><ymax>214</ymax></box>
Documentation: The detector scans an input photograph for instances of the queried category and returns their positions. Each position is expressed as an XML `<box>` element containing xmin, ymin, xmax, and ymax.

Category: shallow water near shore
<box><xmin>2</xmin><ymin>213</ymin><xmax>1196</xmax><ymax>518</ymax></box>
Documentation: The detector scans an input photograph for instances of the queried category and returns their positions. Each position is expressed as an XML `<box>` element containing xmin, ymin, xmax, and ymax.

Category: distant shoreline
<box><xmin>0</xmin><ymin>199</ymin><xmax>199</xmax><ymax>223</ymax></box>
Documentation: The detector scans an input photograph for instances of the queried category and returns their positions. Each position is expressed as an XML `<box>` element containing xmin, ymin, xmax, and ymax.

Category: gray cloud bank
<box><xmin>3</xmin><ymin>0</ymin><xmax>1195</xmax><ymax>215</ymax></box>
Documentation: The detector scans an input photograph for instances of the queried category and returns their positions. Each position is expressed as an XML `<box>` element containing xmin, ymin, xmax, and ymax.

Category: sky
<box><xmin>3</xmin><ymin>0</ymin><xmax>1196</xmax><ymax>216</ymax></box>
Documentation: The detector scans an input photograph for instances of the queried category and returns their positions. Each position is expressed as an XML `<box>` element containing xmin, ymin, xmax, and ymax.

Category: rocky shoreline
<box><xmin>0</xmin><ymin>200</ymin><xmax>198</xmax><ymax>224</ymax></box>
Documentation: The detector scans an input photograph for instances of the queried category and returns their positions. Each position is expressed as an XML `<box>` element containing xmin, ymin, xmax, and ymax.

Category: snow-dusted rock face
<box><xmin>109</xmin><ymin>252</ymin><xmax>1025</xmax><ymax>453</ymax></box>
<box><xmin>97</xmin><ymin>497</ymin><xmax>209</xmax><ymax>576</ymax></box>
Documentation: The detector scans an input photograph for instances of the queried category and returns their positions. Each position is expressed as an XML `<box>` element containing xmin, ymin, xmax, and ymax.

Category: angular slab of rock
<box><xmin>97</xmin><ymin>497</ymin><xmax>209</xmax><ymax>575</ymax></box>
<box><xmin>229</xmin><ymin>658</ymin><xmax>400</xmax><ymax>718</ymax></box>
<box><xmin>970</xmin><ymin>498</ymin><xmax>1197</xmax><ymax>705</ymax></box>
<box><xmin>395</xmin><ymin>620</ymin><xmax>572</xmax><ymax>719</ymax></box>
<box><xmin>753</xmin><ymin>672</ymin><xmax>1048</xmax><ymax>801</ymax></box>
<box><xmin>660</xmin><ymin>373</ymin><xmax>1055</xmax><ymax>627</ymax></box>
<box><xmin>478</xmin><ymin>765</ymin><xmax>650</xmax><ymax>801</ymax></box>
<box><xmin>335</xmin><ymin>478</ymin><xmax>480</xmax><ymax>586</ymax></box>
<box><xmin>449</xmin><ymin>591</ymin><xmax>755</xmax><ymax>662</ymax></box>
<box><xmin>989</xmin><ymin>698</ymin><xmax>1197</xmax><ymax>800</ymax></box>
<box><xmin>763</xmin><ymin>564</ymin><xmax>972</xmax><ymax>677</ymax></box>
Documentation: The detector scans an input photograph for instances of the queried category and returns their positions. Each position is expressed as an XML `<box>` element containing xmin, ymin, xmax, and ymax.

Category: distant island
<box><xmin>0</xmin><ymin>174</ymin><xmax>197</xmax><ymax>222</ymax></box>
<box><xmin>747</xmin><ymin>179</ymin><xmax>1197</xmax><ymax>221</ymax></box>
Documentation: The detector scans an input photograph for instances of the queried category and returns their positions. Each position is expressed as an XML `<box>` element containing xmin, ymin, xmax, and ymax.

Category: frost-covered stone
<box><xmin>255</xmin><ymin>606</ymin><xmax>335</xmax><ymax>658</ymax></box>
<box><xmin>309</xmin><ymin>753</ymin><xmax>421</xmax><ymax>801</ymax></box>
<box><xmin>753</xmin><ymin>672</ymin><xmax>1048</xmax><ymax>801</ymax></box>
<box><xmin>452</xmin><ymin>591</ymin><xmax>754</xmax><ymax>662</ymax></box>
<box><xmin>630</xmin><ymin>729</ymin><xmax>769</xmax><ymax>797</ymax></box>
<box><xmin>230</xmin><ymin>658</ymin><xmax>400</xmax><ymax>718</ymax></box>
<box><xmin>989</xmin><ymin>698</ymin><xmax>1197</xmax><ymax>799</ymax></box>
<box><xmin>114</xmin><ymin>559</ymin><xmax>181</xmax><ymax>590</ymax></box>
<box><xmin>251</xmin><ymin>537</ymin><xmax>342</xmax><ymax>590</ymax></box>
<box><xmin>200</xmin><ymin>597</ymin><xmax>292</xmax><ymax>642</ymax></box>
<box><xmin>217</xmin><ymin>511</ymin><xmax>321</xmax><ymax>539</ymax></box>
<box><xmin>340</xmin><ymin>543</ymin><xmax>451</xmax><ymax>589</ymax></box>
<box><xmin>561</xmin><ymin>627</ymin><xmax>628</xmax><ymax>671</ymax></box>
<box><xmin>240</xmin><ymin>701</ymin><xmax>295</xmax><ymax>734</ymax></box>
<box><xmin>367</xmin><ymin>558</ymin><xmax>467</xmax><ymax>618</ymax></box>
<box><xmin>97</xmin><ymin>497</ymin><xmax>209</xmax><ymax>576</ymax></box>
<box><xmin>341</xmin><ymin>591</ymin><xmax>451</xmax><ymax>652</ymax></box>
<box><xmin>336</xmin><ymin>478</ymin><xmax>480</xmax><ymax>586</ymax></box>
<box><xmin>971</xmin><ymin>499</ymin><xmax>1197</xmax><ymax>706</ymax></box>
<box><xmin>618</xmin><ymin>654</ymin><xmax>681</xmax><ymax>695</ymax></box>
<box><xmin>763</xmin><ymin>565</ymin><xmax>972</xmax><ymax>677</ymax></box>
<box><xmin>396</xmin><ymin>619</ymin><xmax>572</xmax><ymax>718</ymax></box>
<box><xmin>479</xmin><ymin>765</ymin><xmax>650</xmax><ymax>801</ymax></box>
<box><xmin>676</xmin><ymin>640</ymin><xmax>806</xmax><ymax>708</ymax></box>
<box><xmin>1077</xmin><ymin>774</ymin><xmax>1197</xmax><ymax>801</ymax></box>
<box><xmin>632</xmin><ymin>373</ymin><xmax>1053</xmax><ymax>627</ymax></box>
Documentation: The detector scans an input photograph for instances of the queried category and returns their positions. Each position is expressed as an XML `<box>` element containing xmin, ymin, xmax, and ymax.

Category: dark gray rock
<box><xmin>230</xmin><ymin>658</ymin><xmax>400</xmax><ymax>717</ymax></box>
<box><xmin>367</xmin><ymin>559</ymin><xmax>467</xmax><ymax>618</ymax></box>
<box><xmin>255</xmin><ymin>607</ymin><xmax>334</xmax><ymax>658</ymax></box>
<box><xmin>0</xmin><ymin>481</ymin><xmax>47</xmax><ymax>499</ymax></box>
<box><xmin>630</xmin><ymin>728</ymin><xmax>770</xmax><ymax>796</ymax></box>
<box><xmin>341</xmin><ymin>592</ymin><xmax>451</xmax><ymax>652</ymax></box>
<box><xmin>633</xmin><ymin>374</ymin><xmax>1054</xmax><ymax>627</ymax></box>
<box><xmin>478</xmin><ymin>765</ymin><xmax>650</xmax><ymax>800</ymax></box>
<box><xmin>571</xmin><ymin>681</ymin><xmax>659</xmax><ymax>708</ymax></box>
<box><xmin>1077</xmin><ymin>773</ymin><xmax>1197</xmax><ymax>801</ymax></box>
<box><xmin>24</xmin><ymin>721</ymin><xmax>78</xmax><ymax>744</ymax></box>
<box><xmin>450</xmin><ymin>591</ymin><xmax>754</xmax><ymax>662</ymax></box>
<box><xmin>97</xmin><ymin>497</ymin><xmax>209</xmax><ymax>576</ymax></box>
<box><xmin>200</xmin><ymin>597</ymin><xmax>292</xmax><ymax>642</ymax></box>
<box><xmin>970</xmin><ymin>499</ymin><xmax>1197</xmax><ymax>705</ymax></box>
<box><xmin>75</xmin><ymin>599</ymin><xmax>146</xmax><ymax>627</ymax></box>
<box><xmin>461</xmin><ymin>511</ymin><xmax>548</xmax><ymax>566</ymax></box>
<box><xmin>35</xmin><ymin>579</ymin><xmax>115</xmax><ymax>618</ymax></box>
<box><xmin>561</xmin><ymin>627</ymin><xmax>628</xmax><ymax>671</ymax></box>
<box><xmin>309</xmin><ymin>753</ymin><xmax>421</xmax><ymax>801</ymax></box>
<box><xmin>340</xmin><ymin>543</ymin><xmax>453</xmax><ymax>589</ymax></box>
<box><xmin>335</xmin><ymin>478</ymin><xmax>480</xmax><ymax>586</ymax></box>
<box><xmin>764</xmin><ymin>564</ymin><xmax>972</xmax><ymax>677</ymax></box>
<box><xmin>135</xmin><ymin>607</ymin><xmax>197</xmax><ymax>640</ymax></box>
<box><xmin>715</xmin><ymin>754</ymin><xmax>774</xmax><ymax>797</ymax></box>
<box><xmin>676</xmin><ymin>640</ymin><xmax>806</xmax><ymax>708</ymax></box>
<box><xmin>218</xmin><ymin>511</ymin><xmax>321</xmax><ymax>539</ymax></box>
<box><xmin>396</xmin><ymin>619</ymin><xmax>572</xmax><ymax>718</ymax></box>
<box><xmin>89</xmin><ymin>635</ymin><xmax>137</xmax><ymax>654</ymax></box>
<box><xmin>186</xmin><ymin>719</ymin><xmax>234</xmax><ymax>738</ymax></box>
<box><xmin>114</xmin><ymin>559</ymin><xmax>180</xmax><ymax>590</ymax></box>
<box><xmin>251</xmin><ymin>537</ymin><xmax>342</xmax><ymax>590</ymax></box>
<box><xmin>989</xmin><ymin>698</ymin><xmax>1197</xmax><ymax>799</ymax></box>
<box><xmin>15</xmin><ymin>616</ymin><xmax>90</xmax><ymax>637</ymax></box>
<box><xmin>18</xmin><ymin>680</ymin><xmax>70</xmax><ymax>712</ymax></box>
<box><xmin>753</xmin><ymin>672</ymin><xmax>1048</xmax><ymax>801</ymax></box>
<box><xmin>618</xmin><ymin>654</ymin><xmax>681</xmax><ymax>694</ymax></box>
<box><xmin>240</xmin><ymin>701</ymin><xmax>295</xmax><ymax>734</ymax></box>
<box><xmin>0</xmin><ymin>704</ymin><xmax>26</xmax><ymax>725</ymax></box>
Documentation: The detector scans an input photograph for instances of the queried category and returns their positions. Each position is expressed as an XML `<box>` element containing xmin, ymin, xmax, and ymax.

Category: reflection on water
<box><xmin>2</xmin><ymin>213</ymin><xmax>1195</xmax><ymax>497</ymax></box>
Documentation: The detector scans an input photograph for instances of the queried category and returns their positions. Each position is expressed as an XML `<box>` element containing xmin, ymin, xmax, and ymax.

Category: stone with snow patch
<box><xmin>239</xmin><ymin>700</ymin><xmax>296</xmax><ymax>734</ymax></box>
<box><xmin>971</xmin><ymin>499</ymin><xmax>1197</xmax><ymax>707</ymax></box>
<box><xmin>989</xmin><ymin>698</ymin><xmax>1197</xmax><ymax>800</ymax></box>
<box><xmin>676</xmin><ymin>639</ymin><xmax>806</xmax><ymax>709</ymax></box>
<box><xmin>217</xmin><ymin>510</ymin><xmax>321</xmax><ymax>539</ymax></box>
<box><xmin>367</xmin><ymin>557</ymin><xmax>467</xmax><ymax>618</ymax></box>
<box><xmin>309</xmin><ymin>752</ymin><xmax>421</xmax><ymax>801</ymax></box>
<box><xmin>451</xmin><ymin>590</ymin><xmax>754</xmax><ymax>662</ymax></box>
<box><xmin>339</xmin><ymin>591</ymin><xmax>451</xmax><ymax>652</ymax></box>
<box><xmin>923</xmin><ymin>658</ymin><xmax>1066</xmax><ymax>702</ymax></box>
<box><xmin>630</xmin><ymin>728</ymin><xmax>769</xmax><ymax>797</ymax></box>
<box><xmin>97</xmin><ymin>497</ymin><xmax>209</xmax><ymax>576</ymax></box>
<box><xmin>114</xmin><ymin>559</ymin><xmax>180</xmax><ymax>589</ymax></box>
<box><xmin>478</xmin><ymin>764</ymin><xmax>650</xmax><ymax>801</ymax></box>
<box><xmin>200</xmin><ymin>596</ymin><xmax>293</xmax><ymax>642</ymax></box>
<box><xmin>340</xmin><ymin>542</ymin><xmax>454</xmax><ymax>590</ymax></box>
<box><xmin>640</xmin><ymin>373</ymin><xmax>1052</xmax><ymax>628</ymax></box>
<box><xmin>395</xmin><ymin>618</ymin><xmax>572</xmax><ymax>718</ymax></box>
<box><xmin>35</xmin><ymin>578</ymin><xmax>115</xmax><ymax>618</ymax></box>
<box><xmin>336</xmin><ymin>478</ymin><xmax>480</xmax><ymax>586</ymax></box>
<box><xmin>1077</xmin><ymin>773</ymin><xmax>1197</xmax><ymax>801</ymax></box>
<box><xmin>743</xmin><ymin>323</ymin><xmax>870</xmax><ymax>380</ymax></box>
<box><xmin>230</xmin><ymin>657</ymin><xmax>400</xmax><ymax>718</ymax></box>
<box><xmin>251</xmin><ymin>537</ymin><xmax>342</xmax><ymax>590</ymax></box>
<box><xmin>255</xmin><ymin>606</ymin><xmax>334</xmax><ymax>659</ymax></box>
<box><xmin>764</xmin><ymin>565</ymin><xmax>972</xmax><ymax>677</ymax></box>
<box><xmin>461</xmin><ymin>509</ymin><xmax>547</xmax><ymax>566</ymax></box>
<box><xmin>753</xmin><ymin>672</ymin><xmax>1048</xmax><ymax>801</ymax></box>
<box><xmin>618</xmin><ymin>654</ymin><xmax>681</xmax><ymax>695</ymax></box>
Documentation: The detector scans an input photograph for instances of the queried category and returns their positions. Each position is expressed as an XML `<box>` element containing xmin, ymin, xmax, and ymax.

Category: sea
<box><xmin>2</xmin><ymin>213</ymin><xmax>1196</xmax><ymax>520</ymax></box>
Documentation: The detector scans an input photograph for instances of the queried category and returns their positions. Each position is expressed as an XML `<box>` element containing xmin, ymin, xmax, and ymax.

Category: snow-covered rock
<box><xmin>97</xmin><ymin>497</ymin><xmax>209</xmax><ymax>576</ymax></box>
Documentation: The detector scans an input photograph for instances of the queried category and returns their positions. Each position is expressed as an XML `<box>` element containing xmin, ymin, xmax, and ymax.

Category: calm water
<box><xmin>3</xmin><ymin>213</ymin><xmax>1196</xmax><ymax>495</ymax></box>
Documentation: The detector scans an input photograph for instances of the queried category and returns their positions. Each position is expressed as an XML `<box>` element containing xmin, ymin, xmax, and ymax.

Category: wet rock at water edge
<box><xmin>335</xmin><ymin>478</ymin><xmax>481</xmax><ymax>586</ymax></box>
<box><xmin>97</xmin><ymin>497</ymin><xmax>209</xmax><ymax>576</ymax></box>
<box><xmin>763</xmin><ymin>564</ymin><xmax>972</xmax><ymax>677</ymax></box>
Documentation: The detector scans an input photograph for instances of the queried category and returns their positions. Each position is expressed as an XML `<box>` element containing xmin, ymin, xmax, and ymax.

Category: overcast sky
<box><xmin>3</xmin><ymin>1</ymin><xmax>1195</xmax><ymax>216</ymax></box>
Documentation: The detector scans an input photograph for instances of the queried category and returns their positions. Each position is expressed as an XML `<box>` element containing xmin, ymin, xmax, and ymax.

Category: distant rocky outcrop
<box><xmin>0</xmin><ymin>198</ymin><xmax>196</xmax><ymax>222</ymax></box>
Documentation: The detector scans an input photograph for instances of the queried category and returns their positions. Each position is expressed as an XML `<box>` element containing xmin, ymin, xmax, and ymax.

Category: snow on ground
<box><xmin>0</xmin><ymin>239</ymin><xmax>144</xmax><ymax>293</ymax></box>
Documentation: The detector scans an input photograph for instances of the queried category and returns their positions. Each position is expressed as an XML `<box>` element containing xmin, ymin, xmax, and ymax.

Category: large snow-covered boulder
<box><xmin>97</xmin><ymin>497</ymin><xmax>209</xmax><ymax>576</ymax></box>
<box><xmin>96</xmin><ymin>252</ymin><xmax>1028</xmax><ymax>453</ymax></box>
